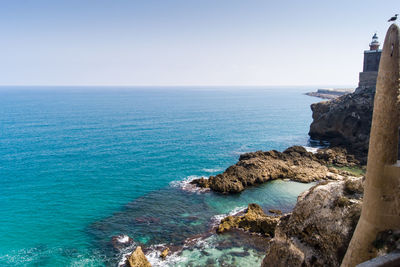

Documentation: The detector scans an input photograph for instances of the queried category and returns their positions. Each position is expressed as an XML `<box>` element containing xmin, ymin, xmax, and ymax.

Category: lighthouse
<box><xmin>363</xmin><ymin>33</ymin><xmax>382</xmax><ymax>72</ymax></box>
<box><xmin>369</xmin><ymin>33</ymin><xmax>380</xmax><ymax>50</ymax></box>
<box><xmin>358</xmin><ymin>33</ymin><xmax>382</xmax><ymax>90</ymax></box>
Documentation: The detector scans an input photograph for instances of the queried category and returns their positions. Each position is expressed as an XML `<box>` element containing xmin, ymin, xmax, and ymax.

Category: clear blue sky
<box><xmin>0</xmin><ymin>0</ymin><xmax>398</xmax><ymax>86</ymax></box>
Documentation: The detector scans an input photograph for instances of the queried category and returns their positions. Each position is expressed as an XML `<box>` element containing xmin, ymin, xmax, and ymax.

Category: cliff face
<box><xmin>309</xmin><ymin>86</ymin><xmax>375</xmax><ymax>163</ymax></box>
<box><xmin>262</xmin><ymin>177</ymin><xmax>363</xmax><ymax>267</ymax></box>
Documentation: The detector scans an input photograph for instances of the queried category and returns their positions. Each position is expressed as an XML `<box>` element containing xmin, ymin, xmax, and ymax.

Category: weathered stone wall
<box><xmin>363</xmin><ymin>50</ymin><xmax>381</xmax><ymax>72</ymax></box>
<box><xmin>358</xmin><ymin>71</ymin><xmax>378</xmax><ymax>89</ymax></box>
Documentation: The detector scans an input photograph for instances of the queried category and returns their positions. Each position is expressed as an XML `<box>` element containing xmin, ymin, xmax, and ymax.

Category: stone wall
<box><xmin>363</xmin><ymin>50</ymin><xmax>381</xmax><ymax>72</ymax></box>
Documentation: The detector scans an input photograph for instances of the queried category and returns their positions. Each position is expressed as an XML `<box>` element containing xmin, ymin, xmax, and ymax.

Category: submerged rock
<box><xmin>126</xmin><ymin>246</ymin><xmax>151</xmax><ymax>267</ymax></box>
<box><xmin>191</xmin><ymin>146</ymin><xmax>357</xmax><ymax>194</ymax></box>
<box><xmin>217</xmin><ymin>203</ymin><xmax>280</xmax><ymax>237</ymax></box>
<box><xmin>262</xmin><ymin>177</ymin><xmax>363</xmax><ymax>267</ymax></box>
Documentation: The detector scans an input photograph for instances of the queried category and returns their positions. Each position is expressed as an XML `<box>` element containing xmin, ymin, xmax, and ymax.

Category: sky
<box><xmin>0</xmin><ymin>0</ymin><xmax>398</xmax><ymax>86</ymax></box>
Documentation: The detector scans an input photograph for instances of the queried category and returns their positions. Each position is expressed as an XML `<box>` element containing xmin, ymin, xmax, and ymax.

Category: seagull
<box><xmin>388</xmin><ymin>14</ymin><xmax>398</xmax><ymax>22</ymax></box>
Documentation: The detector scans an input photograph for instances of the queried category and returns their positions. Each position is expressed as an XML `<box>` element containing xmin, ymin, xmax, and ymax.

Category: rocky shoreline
<box><xmin>122</xmin><ymin>146</ymin><xmax>365</xmax><ymax>266</ymax></box>
<box><xmin>122</xmin><ymin>84</ymin><xmax>385</xmax><ymax>266</ymax></box>
<box><xmin>213</xmin><ymin>177</ymin><xmax>364</xmax><ymax>266</ymax></box>
<box><xmin>190</xmin><ymin>145</ymin><xmax>360</xmax><ymax>194</ymax></box>
<box><xmin>262</xmin><ymin>176</ymin><xmax>363</xmax><ymax>266</ymax></box>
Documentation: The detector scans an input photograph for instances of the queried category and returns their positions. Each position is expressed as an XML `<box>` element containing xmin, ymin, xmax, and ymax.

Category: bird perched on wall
<box><xmin>388</xmin><ymin>14</ymin><xmax>398</xmax><ymax>22</ymax></box>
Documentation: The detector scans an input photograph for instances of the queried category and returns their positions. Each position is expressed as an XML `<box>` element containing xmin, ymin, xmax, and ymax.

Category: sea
<box><xmin>0</xmin><ymin>86</ymin><xmax>321</xmax><ymax>266</ymax></box>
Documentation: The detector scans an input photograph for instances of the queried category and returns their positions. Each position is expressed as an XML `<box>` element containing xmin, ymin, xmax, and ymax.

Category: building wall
<box><xmin>363</xmin><ymin>51</ymin><xmax>382</xmax><ymax>72</ymax></box>
<box><xmin>359</xmin><ymin>71</ymin><xmax>378</xmax><ymax>89</ymax></box>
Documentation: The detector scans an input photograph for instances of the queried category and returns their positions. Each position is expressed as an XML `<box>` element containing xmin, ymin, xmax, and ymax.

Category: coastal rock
<box><xmin>217</xmin><ymin>203</ymin><xmax>280</xmax><ymax>237</ymax></box>
<box><xmin>309</xmin><ymin>86</ymin><xmax>375</xmax><ymax>163</ymax></box>
<box><xmin>160</xmin><ymin>247</ymin><xmax>170</xmax><ymax>259</ymax></box>
<box><xmin>127</xmin><ymin>246</ymin><xmax>151</xmax><ymax>267</ymax></box>
<box><xmin>314</xmin><ymin>146</ymin><xmax>359</xmax><ymax>167</ymax></box>
<box><xmin>268</xmin><ymin>209</ymin><xmax>282</xmax><ymax>215</ymax></box>
<box><xmin>262</xmin><ymin>177</ymin><xmax>363</xmax><ymax>267</ymax></box>
<box><xmin>191</xmin><ymin>146</ymin><xmax>355</xmax><ymax>194</ymax></box>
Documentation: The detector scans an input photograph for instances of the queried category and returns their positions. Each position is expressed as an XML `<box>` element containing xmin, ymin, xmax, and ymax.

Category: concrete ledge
<box><xmin>356</xmin><ymin>251</ymin><xmax>400</xmax><ymax>267</ymax></box>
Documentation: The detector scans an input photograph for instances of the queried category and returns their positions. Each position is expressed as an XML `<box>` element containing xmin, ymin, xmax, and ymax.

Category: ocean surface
<box><xmin>0</xmin><ymin>86</ymin><xmax>320</xmax><ymax>266</ymax></box>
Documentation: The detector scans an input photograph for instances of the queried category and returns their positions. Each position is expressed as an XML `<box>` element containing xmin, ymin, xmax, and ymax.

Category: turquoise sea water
<box><xmin>0</xmin><ymin>87</ymin><xmax>319</xmax><ymax>266</ymax></box>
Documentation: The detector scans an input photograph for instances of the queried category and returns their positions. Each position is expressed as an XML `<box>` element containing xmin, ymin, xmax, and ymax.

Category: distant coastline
<box><xmin>305</xmin><ymin>88</ymin><xmax>354</xmax><ymax>99</ymax></box>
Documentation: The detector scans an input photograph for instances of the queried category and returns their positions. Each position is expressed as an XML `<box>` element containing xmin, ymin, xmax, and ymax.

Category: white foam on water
<box><xmin>202</xmin><ymin>168</ymin><xmax>223</xmax><ymax>173</ymax></box>
<box><xmin>303</xmin><ymin>146</ymin><xmax>320</xmax><ymax>154</ymax></box>
<box><xmin>145</xmin><ymin>244</ymin><xmax>186</xmax><ymax>267</ymax></box>
<box><xmin>117</xmin><ymin>235</ymin><xmax>130</xmax><ymax>244</ymax></box>
<box><xmin>117</xmin><ymin>227</ymin><xmax>266</xmax><ymax>267</ymax></box>
<box><xmin>169</xmin><ymin>175</ymin><xmax>210</xmax><ymax>193</ymax></box>
<box><xmin>117</xmin><ymin>242</ymin><xmax>137</xmax><ymax>267</ymax></box>
<box><xmin>118</xmin><ymin>233</ymin><xmax>217</xmax><ymax>267</ymax></box>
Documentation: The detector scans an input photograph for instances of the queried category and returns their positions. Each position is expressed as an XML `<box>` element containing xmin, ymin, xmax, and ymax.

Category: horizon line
<box><xmin>0</xmin><ymin>84</ymin><xmax>356</xmax><ymax>88</ymax></box>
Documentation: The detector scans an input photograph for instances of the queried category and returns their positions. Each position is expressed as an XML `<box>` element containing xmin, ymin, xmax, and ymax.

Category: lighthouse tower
<box><xmin>369</xmin><ymin>33</ymin><xmax>380</xmax><ymax>50</ymax></box>
<box><xmin>363</xmin><ymin>33</ymin><xmax>382</xmax><ymax>72</ymax></box>
<box><xmin>358</xmin><ymin>33</ymin><xmax>382</xmax><ymax>90</ymax></box>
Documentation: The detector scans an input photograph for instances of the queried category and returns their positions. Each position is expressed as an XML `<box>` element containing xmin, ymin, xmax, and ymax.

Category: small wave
<box><xmin>232</xmin><ymin>145</ymin><xmax>251</xmax><ymax>156</ymax></box>
<box><xmin>169</xmin><ymin>175</ymin><xmax>210</xmax><ymax>193</ymax></box>
<box><xmin>146</xmin><ymin>244</ymin><xmax>185</xmax><ymax>267</ymax></box>
<box><xmin>303</xmin><ymin>146</ymin><xmax>320</xmax><ymax>154</ymax></box>
<box><xmin>117</xmin><ymin>235</ymin><xmax>131</xmax><ymax>244</ymax></box>
<box><xmin>210</xmin><ymin>206</ymin><xmax>247</xmax><ymax>227</ymax></box>
<box><xmin>118</xmin><ymin>243</ymin><xmax>187</xmax><ymax>267</ymax></box>
<box><xmin>202</xmin><ymin>168</ymin><xmax>223</xmax><ymax>173</ymax></box>
<box><xmin>117</xmin><ymin>241</ymin><xmax>137</xmax><ymax>267</ymax></box>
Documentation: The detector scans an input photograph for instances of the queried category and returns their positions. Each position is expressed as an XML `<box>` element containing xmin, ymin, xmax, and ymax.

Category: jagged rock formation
<box><xmin>309</xmin><ymin>86</ymin><xmax>375</xmax><ymax>163</ymax></box>
<box><xmin>126</xmin><ymin>246</ymin><xmax>151</xmax><ymax>267</ymax></box>
<box><xmin>217</xmin><ymin>203</ymin><xmax>280</xmax><ymax>237</ymax></box>
<box><xmin>191</xmin><ymin>146</ymin><xmax>359</xmax><ymax>194</ymax></box>
<box><xmin>262</xmin><ymin>177</ymin><xmax>363</xmax><ymax>267</ymax></box>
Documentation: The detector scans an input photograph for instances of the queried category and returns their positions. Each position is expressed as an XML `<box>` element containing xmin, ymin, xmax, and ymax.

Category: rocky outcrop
<box><xmin>126</xmin><ymin>246</ymin><xmax>151</xmax><ymax>267</ymax></box>
<box><xmin>262</xmin><ymin>177</ymin><xmax>363</xmax><ymax>267</ymax></box>
<box><xmin>160</xmin><ymin>247</ymin><xmax>169</xmax><ymax>259</ymax></box>
<box><xmin>217</xmin><ymin>203</ymin><xmax>280</xmax><ymax>237</ymax></box>
<box><xmin>191</xmin><ymin>146</ymin><xmax>358</xmax><ymax>194</ymax></box>
<box><xmin>309</xmin><ymin>86</ymin><xmax>375</xmax><ymax>163</ymax></box>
